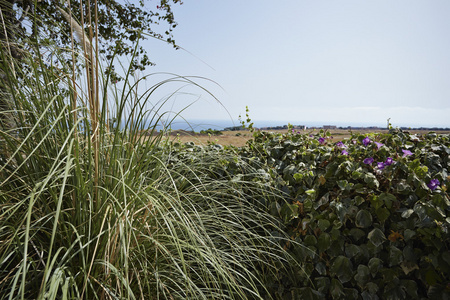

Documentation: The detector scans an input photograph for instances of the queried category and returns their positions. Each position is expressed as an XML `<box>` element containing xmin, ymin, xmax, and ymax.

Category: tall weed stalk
<box><xmin>0</xmin><ymin>2</ymin><xmax>296</xmax><ymax>299</ymax></box>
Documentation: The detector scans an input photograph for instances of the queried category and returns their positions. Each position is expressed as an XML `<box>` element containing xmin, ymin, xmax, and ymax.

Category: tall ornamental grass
<box><xmin>0</xmin><ymin>2</ymin><xmax>296</xmax><ymax>299</ymax></box>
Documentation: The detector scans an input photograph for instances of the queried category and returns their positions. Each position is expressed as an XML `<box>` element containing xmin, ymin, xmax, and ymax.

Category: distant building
<box><xmin>323</xmin><ymin>125</ymin><xmax>337</xmax><ymax>129</ymax></box>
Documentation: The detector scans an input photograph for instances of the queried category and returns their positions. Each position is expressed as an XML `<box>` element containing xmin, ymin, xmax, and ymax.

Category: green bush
<box><xmin>200</xmin><ymin>128</ymin><xmax>223</xmax><ymax>135</ymax></box>
<box><xmin>241</xmin><ymin>129</ymin><xmax>450</xmax><ymax>299</ymax></box>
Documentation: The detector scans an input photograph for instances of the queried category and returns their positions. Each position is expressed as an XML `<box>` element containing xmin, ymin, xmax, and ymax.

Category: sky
<box><xmin>136</xmin><ymin>0</ymin><xmax>450</xmax><ymax>128</ymax></box>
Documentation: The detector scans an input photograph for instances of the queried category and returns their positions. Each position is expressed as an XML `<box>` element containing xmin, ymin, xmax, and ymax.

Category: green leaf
<box><xmin>352</xmin><ymin>168</ymin><xmax>363</xmax><ymax>180</ymax></box>
<box><xmin>343</xmin><ymin>288</ymin><xmax>359</xmax><ymax>300</ymax></box>
<box><xmin>304</xmin><ymin>235</ymin><xmax>317</xmax><ymax>246</ymax></box>
<box><xmin>314</xmin><ymin>192</ymin><xmax>330</xmax><ymax>209</ymax></box>
<box><xmin>337</xmin><ymin>180</ymin><xmax>349</xmax><ymax>190</ymax></box>
<box><xmin>368</xmin><ymin>257</ymin><xmax>383</xmax><ymax>276</ymax></box>
<box><xmin>425</xmin><ymin>268</ymin><xmax>441</xmax><ymax>286</ymax></box>
<box><xmin>370</xmin><ymin>195</ymin><xmax>384</xmax><ymax>210</ymax></box>
<box><xmin>364</xmin><ymin>172</ymin><xmax>379</xmax><ymax>188</ymax></box>
<box><xmin>349</xmin><ymin>228</ymin><xmax>366</xmax><ymax>242</ymax></box>
<box><xmin>354</xmin><ymin>265</ymin><xmax>370</xmax><ymax>286</ymax></box>
<box><xmin>402</xmin><ymin>245</ymin><xmax>417</xmax><ymax>262</ymax></box>
<box><xmin>378</xmin><ymin>192</ymin><xmax>396</xmax><ymax>209</ymax></box>
<box><xmin>355</xmin><ymin>209</ymin><xmax>373</xmax><ymax>228</ymax></box>
<box><xmin>380</xmin><ymin>268</ymin><xmax>399</xmax><ymax>282</ymax></box>
<box><xmin>330</xmin><ymin>278</ymin><xmax>345</xmax><ymax>299</ymax></box>
<box><xmin>353</xmin><ymin>195</ymin><xmax>365</xmax><ymax>205</ymax></box>
<box><xmin>401</xmin><ymin>209</ymin><xmax>414</xmax><ymax>218</ymax></box>
<box><xmin>345</xmin><ymin>244</ymin><xmax>360</xmax><ymax>259</ymax></box>
<box><xmin>314</xmin><ymin>277</ymin><xmax>330</xmax><ymax>295</ymax></box>
<box><xmin>280</xmin><ymin>203</ymin><xmax>299</xmax><ymax>223</ymax></box>
<box><xmin>295</xmin><ymin>287</ymin><xmax>324</xmax><ymax>300</ymax></box>
<box><xmin>368</xmin><ymin>228</ymin><xmax>386</xmax><ymax>247</ymax></box>
<box><xmin>403</xmin><ymin>229</ymin><xmax>416</xmax><ymax>241</ymax></box>
<box><xmin>330</xmin><ymin>278</ymin><xmax>344</xmax><ymax>299</ymax></box>
<box><xmin>269</xmin><ymin>202</ymin><xmax>281</xmax><ymax>217</ymax></box>
<box><xmin>376</xmin><ymin>207</ymin><xmax>390</xmax><ymax>223</ymax></box>
<box><xmin>317</xmin><ymin>233</ymin><xmax>331</xmax><ymax>252</ymax></box>
<box><xmin>441</xmin><ymin>252</ymin><xmax>450</xmax><ymax>266</ymax></box>
<box><xmin>366</xmin><ymin>282</ymin><xmax>379</xmax><ymax>295</ymax></box>
<box><xmin>317</xmin><ymin>219</ymin><xmax>331</xmax><ymax>232</ymax></box>
<box><xmin>330</xmin><ymin>256</ymin><xmax>353</xmax><ymax>283</ymax></box>
<box><xmin>315</xmin><ymin>262</ymin><xmax>327</xmax><ymax>275</ymax></box>
<box><xmin>389</xmin><ymin>245</ymin><xmax>403</xmax><ymax>267</ymax></box>
<box><xmin>414</xmin><ymin>165</ymin><xmax>428</xmax><ymax>179</ymax></box>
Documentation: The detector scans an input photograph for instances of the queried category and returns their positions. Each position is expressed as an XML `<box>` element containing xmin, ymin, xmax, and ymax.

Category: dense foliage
<box><xmin>237</xmin><ymin>128</ymin><xmax>450</xmax><ymax>299</ymax></box>
<box><xmin>1</xmin><ymin>1</ymin><xmax>450</xmax><ymax>298</ymax></box>
<box><xmin>199</xmin><ymin>128</ymin><xmax>223</xmax><ymax>135</ymax></box>
<box><xmin>0</xmin><ymin>0</ymin><xmax>182</xmax><ymax>72</ymax></box>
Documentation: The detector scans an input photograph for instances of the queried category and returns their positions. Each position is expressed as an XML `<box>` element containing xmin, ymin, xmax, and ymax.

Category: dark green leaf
<box><xmin>294</xmin><ymin>287</ymin><xmax>324</xmax><ymax>300</ymax></box>
<box><xmin>349</xmin><ymin>228</ymin><xmax>366</xmax><ymax>242</ymax></box>
<box><xmin>403</xmin><ymin>229</ymin><xmax>416</xmax><ymax>241</ymax></box>
<box><xmin>354</xmin><ymin>264</ymin><xmax>370</xmax><ymax>286</ymax></box>
<box><xmin>338</xmin><ymin>180</ymin><xmax>349</xmax><ymax>190</ymax></box>
<box><xmin>389</xmin><ymin>245</ymin><xmax>403</xmax><ymax>267</ymax></box>
<box><xmin>317</xmin><ymin>233</ymin><xmax>331</xmax><ymax>252</ymax></box>
<box><xmin>364</xmin><ymin>173</ymin><xmax>379</xmax><ymax>189</ymax></box>
<box><xmin>314</xmin><ymin>277</ymin><xmax>330</xmax><ymax>294</ymax></box>
<box><xmin>343</xmin><ymin>288</ymin><xmax>359</xmax><ymax>300</ymax></box>
<box><xmin>368</xmin><ymin>228</ymin><xmax>386</xmax><ymax>247</ymax></box>
<box><xmin>315</xmin><ymin>262</ymin><xmax>327</xmax><ymax>275</ymax></box>
<box><xmin>368</xmin><ymin>257</ymin><xmax>383</xmax><ymax>276</ymax></box>
<box><xmin>345</xmin><ymin>244</ymin><xmax>360</xmax><ymax>259</ymax></box>
<box><xmin>330</xmin><ymin>278</ymin><xmax>344</xmax><ymax>299</ymax></box>
<box><xmin>378</xmin><ymin>192</ymin><xmax>396</xmax><ymax>209</ymax></box>
<box><xmin>370</xmin><ymin>195</ymin><xmax>384</xmax><ymax>210</ymax></box>
<box><xmin>318</xmin><ymin>219</ymin><xmax>331</xmax><ymax>232</ymax></box>
<box><xmin>356</xmin><ymin>209</ymin><xmax>373</xmax><ymax>228</ymax></box>
<box><xmin>304</xmin><ymin>235</ymin><xmax>317</xmax><ymax>246</ymax></box>
<box><xmin>330</xmin><ymin>256</ymin><xmax>353</xmax><ymax>283</ymax></box>
<box><xmin>376</xmin><ymin>207</ymin><xmax>390</xmax><ymax>223</ymax></box>
<box><xmin>425</xmin><ymin>268</ymin><xmax>441</xmax><ymax>286</ymax></box>
<box><xmin>366</xmin><ymin>282</ymin><xmax>379</xmax><ymax>295</ymax></box>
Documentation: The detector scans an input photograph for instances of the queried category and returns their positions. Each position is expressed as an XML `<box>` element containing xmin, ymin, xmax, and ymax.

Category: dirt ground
<box><xmin>149</xmin><ymin>128</ymin><xmax>450</xmax><ymax>147</ymax></box>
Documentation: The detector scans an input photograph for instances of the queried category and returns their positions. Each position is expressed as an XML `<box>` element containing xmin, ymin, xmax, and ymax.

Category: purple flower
<box><xmin>375</xmin><ymin>142</ymin><xmax>384</xmax><ymax>150</ymax></box>
<box><xmin>336</xmin><ymin>141</ymin><xmax>347</xmax><ymax>149</ymax></box>
<box><xmin>341</xmin><ymin>150</ymin><xmax>349</xmax><ymax>156</ymax></box>
<box><xmin>363</xmin><ymin>157</ymin><xmax>374</xmax><ymax>164</ymax></box>
<box><xmin>318</xmin><ymin>137</ymin><xmax>326</xmax><ymax>145</ymax></box>
<box><xmin>402</xmin><ymin>149</ymin><xmax>413</xmax><ymax>157</ymax></box>
<box><xmin>362</xmin><ymin>137</ymin><xmax>371</xmax><ymax>146</ymax></box>
<box><xmin>384</xmin><ymin>157</ymin><xmax>394</xmax><ymax>166</ymax></box>
<box><xmin>377</xmin><ymin>162</ymin><xmax>386</xmax><ymax>170</ymax></box>
<box><xmin>427</xmin><ymin>179</ymin><xmax>440</xmax><ymax>191</ymax></box>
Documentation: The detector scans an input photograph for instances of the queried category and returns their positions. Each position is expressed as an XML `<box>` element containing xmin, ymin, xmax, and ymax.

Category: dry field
<box><xmin>145</xmin><ymin>128</ymin><xmax>450</xmax><ymax>147</ymax></box>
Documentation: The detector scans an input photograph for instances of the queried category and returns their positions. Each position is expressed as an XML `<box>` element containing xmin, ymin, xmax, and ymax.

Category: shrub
<box><xmin>200</xmin><ymin>128</ymin><xmax>223</xmax><ymax>135</ymax></box>
<box><xmin>241</xmin><ymin>129</ymin><xmax>450</xmax><ymax>299</ymax></box>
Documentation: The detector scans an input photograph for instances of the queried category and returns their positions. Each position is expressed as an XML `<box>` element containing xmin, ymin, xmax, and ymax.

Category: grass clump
<box><xmin>0</xmin><ymin>3</ymin><xmax>295</xmax><ymax>299</ymax></box>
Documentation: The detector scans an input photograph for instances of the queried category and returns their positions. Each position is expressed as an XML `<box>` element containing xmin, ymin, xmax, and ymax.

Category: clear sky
<box><xmin>138</xmin><ymin>0</ymin><xmax>450</xmax><ymax>128</ymax></box>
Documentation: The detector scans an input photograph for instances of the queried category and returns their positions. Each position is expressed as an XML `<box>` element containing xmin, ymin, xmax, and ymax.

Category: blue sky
<box><xmin>137</xmin><ymin>0</ymin><xmax>450</xmax><ymax>128</ymax></box>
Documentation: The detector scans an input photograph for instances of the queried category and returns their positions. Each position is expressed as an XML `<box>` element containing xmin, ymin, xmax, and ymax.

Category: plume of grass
<box><xmin>0</xmin><ymin>2</ymin><xmax>299</xmax><ymax>299</ymax></box>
